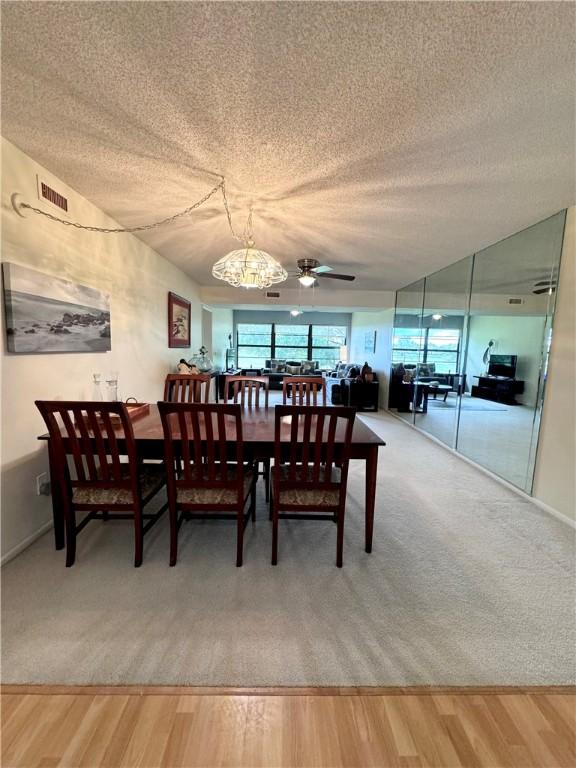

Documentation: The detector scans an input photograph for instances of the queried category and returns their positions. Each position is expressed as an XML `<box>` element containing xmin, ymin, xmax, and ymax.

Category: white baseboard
<box><xmin>386</xmin><ymin>409</ymin><xmax>576</xmax><ymax>530</ymax></box>
<box><xmin>1</xmin><ymin>521</ymin><xmax>54</xmax><ymax>567</ymax></box>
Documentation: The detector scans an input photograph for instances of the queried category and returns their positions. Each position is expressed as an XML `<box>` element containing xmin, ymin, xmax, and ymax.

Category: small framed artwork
<box><xmin>364</xmin><ymin>330</ymin><xmax>376</xmax><ymax>354</ymax></box>
<box><xmin>168</xmin><ymin>292</ymin><xmax>191</xmax><ymax>348</ymax></box>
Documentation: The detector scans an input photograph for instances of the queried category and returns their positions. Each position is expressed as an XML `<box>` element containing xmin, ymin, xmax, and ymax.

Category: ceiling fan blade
<box><xmin>316</xmin><ymin>272</ymin><xmax>356</xmax><ymax>281</ymax></box>
<box><xmin>533</xmin><ymin>287</ymin><xmax>556</xmax><ymax>295</ymax></box>
<box><xmin>534</xmin><ymin>280</ymin><xmax>556</xmax><ymax>287</ymax></box>
<box><xmin>311</xmin><ymin>265</ymin><xmax>333</xmax><ymax>274</ymax></box>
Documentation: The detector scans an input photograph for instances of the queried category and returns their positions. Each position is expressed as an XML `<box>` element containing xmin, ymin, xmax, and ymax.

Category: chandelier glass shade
<box><xmin>212</xmin><ymin>243</ymin><xmax>288</xmax><ymax>289</ymax></box>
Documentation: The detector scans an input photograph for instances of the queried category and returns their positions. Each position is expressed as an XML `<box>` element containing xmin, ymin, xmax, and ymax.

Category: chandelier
<box><xmin>212</xmin><ymin>240</ymin><xmax>287</xmax><ymax>289</ymax></box>
<box><xmin>212</xmin><ymin>202</ymin><xmax>287</xmax><ymax>289</ymax></box>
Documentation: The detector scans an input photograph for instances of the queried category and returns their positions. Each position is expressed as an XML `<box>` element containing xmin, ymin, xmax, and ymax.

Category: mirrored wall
<box><xmin>389</xmin><ymin>211</ymin><xmax>566</xmax><ymax>494</ymax></box>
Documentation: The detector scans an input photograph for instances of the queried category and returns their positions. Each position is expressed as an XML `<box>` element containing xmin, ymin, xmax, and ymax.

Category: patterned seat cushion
<box><xmin>277</xmin><ymin>465</ymin><xmax>342</xmax><ymax>507</ymax></box>
<box><xmin>177</xmin><ymin>468</ymin><xmax>254</xmax><ymax>505</ymax></box>
<box><xmin>72</xmin><ymin>464</ymin><xmax>166</xmax><ymax>505</ymax></box>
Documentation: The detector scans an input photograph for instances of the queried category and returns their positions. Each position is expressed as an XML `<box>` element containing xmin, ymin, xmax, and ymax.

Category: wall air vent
<box><xmin>37</xmin><ymin>176</ymin><xmax>68</xmax><ymax>212</ymax></box>
<box><xmin>266</xmin><ymin>291</ymin><xmax>280</xmax><ymax>299</ymax></box>
<box><xmin>508</xmin><ymin>298</ymin><xmax>523</xmax><ymax>305</ymax></box>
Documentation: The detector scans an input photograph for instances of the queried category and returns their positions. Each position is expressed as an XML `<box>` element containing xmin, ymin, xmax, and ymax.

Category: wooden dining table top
<box><xmin>38</xmin><ymin>404</ymin><xmax>385</xmax><ymax>448</ymax></box>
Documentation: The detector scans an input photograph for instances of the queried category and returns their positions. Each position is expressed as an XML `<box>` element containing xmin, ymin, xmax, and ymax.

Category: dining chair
<box><xmin>224</xmin><ymin>375</ymin><xmax>270</xmax><ymax>408</ymax></box>
<box><xmin>35</xmin><ymin>401</ymin><xmax>167</xmax><ymax>567</ymax></box>
<box><xmin>271</xmin><ymin>405</ymin><xmax>356</xmax><ymax>567</ymax></box>
<box><xmin>164</xmin><ymin>373</ymin><xmax>211</xmax><ymax>403</ymax></box>
<box><xmin>283</xmin><ymin>376</ymin><xmax>327</xmax><ymax>406</ymax></box>
<box><xmin>157</xmin><ymin>402</ymin><xmax>257</xmax><ymax>567</ymax></box>
<box><xmin>224</xmin><ymin>375</ymin><xmax>271</xmax><ymax>501</ymax></box>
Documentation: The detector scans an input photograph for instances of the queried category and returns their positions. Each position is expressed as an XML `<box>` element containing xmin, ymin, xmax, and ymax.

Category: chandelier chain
<box><xmin>19</xmin><ymin>177</ymin><xmax>247</xmax><ymax>239</ymax></box>
<box><xmin>220</xmin><ymin>179</ymin><xmax>249</xmax><ymax>244</ymax></box>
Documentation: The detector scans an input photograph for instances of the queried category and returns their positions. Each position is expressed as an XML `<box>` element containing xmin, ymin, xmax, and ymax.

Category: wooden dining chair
<box><xmin>164</xmin><ymin>374</ymin><xmax>211</xmax><ymax>403</ymax></box>
<box><xmin>35</xmin><ymin>401</ymin><xmax>167</xmax><ymax>567</ymax></box>
<box><xmin>157</xmin><ymin>402</ymin><xmax>257</xmax><ymax>567</ymax></box>
<box><xmin>224</xmin><ymin>375</ymin><xmax>271</xmax><ymax>501</ymax></box>
<box><xmin>283</xmin><ymin>376</ymin><xmax>327</xmax><ymax>406</ymax></box>
<box><xmin>224</xmin><ymin>375</ymin><xmax>269</xmax><ymax>408</ymax></box>
<box><xmin>271</xmin><ymin>405</ymin><xmax>356</xmax><ymax>567</ymax></box>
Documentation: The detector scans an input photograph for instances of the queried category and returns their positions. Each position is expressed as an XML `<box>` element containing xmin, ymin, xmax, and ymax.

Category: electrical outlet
<box><xmin>36</xmin><ymin>472</ymin><xmax>50</xmax><ymax>496</ymax></box>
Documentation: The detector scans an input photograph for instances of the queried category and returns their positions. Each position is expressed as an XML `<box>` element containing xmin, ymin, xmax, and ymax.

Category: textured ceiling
<box><xmin>1</xmin><ymin>1</ymin><xmax>575</xmax><ymax>290</ymax></box>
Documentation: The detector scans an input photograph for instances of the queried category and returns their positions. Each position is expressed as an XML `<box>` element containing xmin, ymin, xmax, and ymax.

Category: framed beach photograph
<box><xmin>2</xmin><ymin>262</ymin><xmax>111</xmax><ymax>353</ymax></box>
<box><xmin>168</xmin><ymin>292</ymin><xmax>191</xmax><ymax>347</ymax></box>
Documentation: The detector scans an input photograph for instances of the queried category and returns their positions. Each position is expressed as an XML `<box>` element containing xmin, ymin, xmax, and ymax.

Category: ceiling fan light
<box><xmin>432</xmin><ymin>313</ymin><xmax>443</xmax><ymax>320</ymax></box>
<box><xmin>212</xmin><ymin>246</ymin><xmax>287</xmax><ymax>290</ymax></box>
<box><xmin>298</xmin><ymin>274</ymin><xmax>316</xmax><ymax>288</ymax></box>
<box><xmin>290</xmin><ymin>309</ymin><xmax>303</xmax><ymax>317</ymax></box>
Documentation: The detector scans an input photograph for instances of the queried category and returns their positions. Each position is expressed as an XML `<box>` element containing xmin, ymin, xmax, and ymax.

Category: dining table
<box><xmin>39</xmin><ymin>404</ymin><xmax>385</xmax><ymax>555</ymax></box>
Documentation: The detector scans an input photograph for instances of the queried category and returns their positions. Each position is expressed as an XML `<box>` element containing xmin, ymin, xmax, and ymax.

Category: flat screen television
<box><xmin>488</xmin><ymin>354</ymin><xmax>517</xmax><ymax>378</ymax></box>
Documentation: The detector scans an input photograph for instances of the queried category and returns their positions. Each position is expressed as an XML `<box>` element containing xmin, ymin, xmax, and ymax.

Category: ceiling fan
<box><xmin>532</xmin><ymin>275</ymin><xmax>557</xmax><ymax>295</ymax></box>
<box><xmin>290</xmin><ymin>258</ymin><xmax>356</xmax><ymax>287</ymax></box>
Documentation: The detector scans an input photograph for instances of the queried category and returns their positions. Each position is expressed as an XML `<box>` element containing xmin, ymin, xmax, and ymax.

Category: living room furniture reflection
<box><xmin>389</xmin><ymin>364</ymin><xmax>466</xmax><ymax>410</ymax></box>
<box><xmin>471</xmin><ymin>375</ymin><xmax>525</xmax><ymax>405</ymax></box>
<box><xmin>398</xmin><ymin>381</ymin><xmax>453</xmax><ymax>413</ymax></box>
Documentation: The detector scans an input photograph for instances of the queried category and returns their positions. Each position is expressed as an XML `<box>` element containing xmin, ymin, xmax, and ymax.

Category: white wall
<box><xmin>0</xmin><ymin>138</ymin><xmax>203</xmax><ymax>562</ymax></box>
<box><xmin>465</xmin><ymin>315</ymin><xmax>547</xmax><ymax>406</ymax></box>
<box><xmin>533</xmin><ymin>206</ymin><xmax>576</xmax><ymax>521</ymax></box>
<box><xmin>350</xmin><ymin>310</ymin><xmax>395</xmax><ymax>407</ymax></box>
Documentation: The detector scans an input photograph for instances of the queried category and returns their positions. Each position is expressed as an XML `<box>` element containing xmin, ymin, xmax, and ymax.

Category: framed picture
<box><xmin>2</xmin><ymin>262</ymin><xmax>111</xmax><ymax>353</ymax></box>
<box><xmin>364</xmin><ymin>330</ymin><xmax>376</xmax><ymax>354</ymax></box>
<box><xmin>168</xmin><ymin>292</ymin><xmax>191</xmax><ymax>347</ymax></box>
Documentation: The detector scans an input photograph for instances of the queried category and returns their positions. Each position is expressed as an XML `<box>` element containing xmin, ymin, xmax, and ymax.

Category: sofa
<box><xmin>326</xmin><ymin>363</ymin><xmax>368</xmax><ymax>405</ymax></box>
<box><xmin>261</xmin><ymin>359</ymin><xmax>323</xmax><ymax>390</ymax></box>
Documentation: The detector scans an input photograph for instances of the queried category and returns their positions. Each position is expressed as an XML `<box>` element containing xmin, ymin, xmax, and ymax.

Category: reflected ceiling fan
<box><xmin>289</xmin><ymin>258</ymin><xmax>356</xmax><ymax>287</ymax></box>
<box><xmin>532</xmin><ymin>277</ymin><xmax>557</xmax><ymax>295</ymax></box>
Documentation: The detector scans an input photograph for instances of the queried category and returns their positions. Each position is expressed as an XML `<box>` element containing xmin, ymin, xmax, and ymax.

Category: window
<box><xmin>237</xmin><ymin>323</ymin><xmax>272</xmax><ymax>369</ymax></box>
<box><xmin>312</xmin><ymin>325</ymin><xmax>347</xmax><ymax>368</ymax></box>
<box><xmin>426</xmin><ymin>329</ymin><xmax>460</xmax><ymax>373</ymax></box>
<box><xmin>392</xmin><ymin>327</ymin><xmax>460</xmax><ymax>373</ymax></box>
<box><xmin>236</xmin><ymin>322</ymin><xmax>348</xmax><ymax>370</ymax></box>
<box><xmin>391</xmin><ymin>328</ymin><xmax>425</xmax><ymax>366</ymax></box>
<box><xmin>274</xmin><ymin>324</ymin><xmax>309</xmax><ymax>361</ymax></box>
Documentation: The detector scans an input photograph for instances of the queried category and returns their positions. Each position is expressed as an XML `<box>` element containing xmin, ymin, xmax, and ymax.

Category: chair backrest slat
<box><xmin>158</xmin><ymin>402</ymin><xmax>244</xmax><ymax>494</ymax></box>
<box><xmin>217</xmin><ymin>408</ymin><xmax>228</xmax><ymax>481</ymax></box>
<box><xmin>86</xmin><ymin>409</ymin><xmax>110</xmax><ymax>481</ymax></box>
<box><xmin>100</xmin><ymin>410</ymin><xmax>123</xmax><ymax>481</ymax></box>
<box><xmin>59</xmin><ymin>408</ymin><xmax>86</xmax><ymax>480</ymax></box>
<box><xmin>274</xmin><ymin>405</ymin><xmax>355</xmax><ymax>489</ymax></box>
<box><xmin>164</xmin><ymin>374</ymin><xmax>211</xmax><ymax>403</ymax></box>
<box><xmin>224</xmin><ymin>376</ymin><xmax>269</xmax><ymax>408</ymax></box>
<box><xmin>177</xmin><ymin>410</ymin><xmax>192</xmax><ymax>481</ymax></box>
<box><xmin>282</xmin><ymin>377</ymin><xmax>326</xmax><ymax>407</ymax></box>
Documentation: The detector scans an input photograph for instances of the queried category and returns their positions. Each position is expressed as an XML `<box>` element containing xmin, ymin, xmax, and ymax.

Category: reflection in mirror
<box><xmin>456</xmin><ymin>212</ymin><xmax>566</xmax><ymax>492</ymax></box>
<box><xmin>388</xmin><ymin>279</ymin><xmax>425</xmax><ymax>425</ymax></box>
<box><xmin>413</xmin><ymin>257</ymin><xmax>472</xmax><ymax>446</ymax></box>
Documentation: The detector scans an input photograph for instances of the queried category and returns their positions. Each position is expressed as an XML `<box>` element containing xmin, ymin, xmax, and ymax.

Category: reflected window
<box><xmin>392</xmin><ymin>327</ymin><xmax>460</xmax><ymax>373</ymax></box>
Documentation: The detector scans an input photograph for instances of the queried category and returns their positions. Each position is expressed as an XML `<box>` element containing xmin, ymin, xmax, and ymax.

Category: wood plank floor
<box><xmin>2</xmin><ymin>687</ymin><xmax>575</xmax><ymax>768</ymax></box>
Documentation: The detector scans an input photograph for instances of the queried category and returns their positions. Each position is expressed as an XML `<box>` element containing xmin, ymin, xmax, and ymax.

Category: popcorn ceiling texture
<box><xmin>1</xmin><ymin>1</ymin><xmax>575</xmax><ymax>290</ymax></box>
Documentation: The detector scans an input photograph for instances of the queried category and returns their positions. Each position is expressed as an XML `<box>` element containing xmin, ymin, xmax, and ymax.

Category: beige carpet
<box><xmin>2</xmin><ymin>412</ymin><xmax>574</xmax><ymax>686</ymax></box>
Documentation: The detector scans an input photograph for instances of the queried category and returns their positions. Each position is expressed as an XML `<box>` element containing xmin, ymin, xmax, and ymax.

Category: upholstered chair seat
<box><xmin>72</xmin><ymin>465</ymin><xmax>166</xmax><ymax>506</ymax></box>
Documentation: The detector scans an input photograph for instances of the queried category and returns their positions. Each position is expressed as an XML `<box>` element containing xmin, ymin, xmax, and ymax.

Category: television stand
<box><xmin>471</xmin><ymin>375</ymin><xmax>524</xmax><ymax>405</ymax></box>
